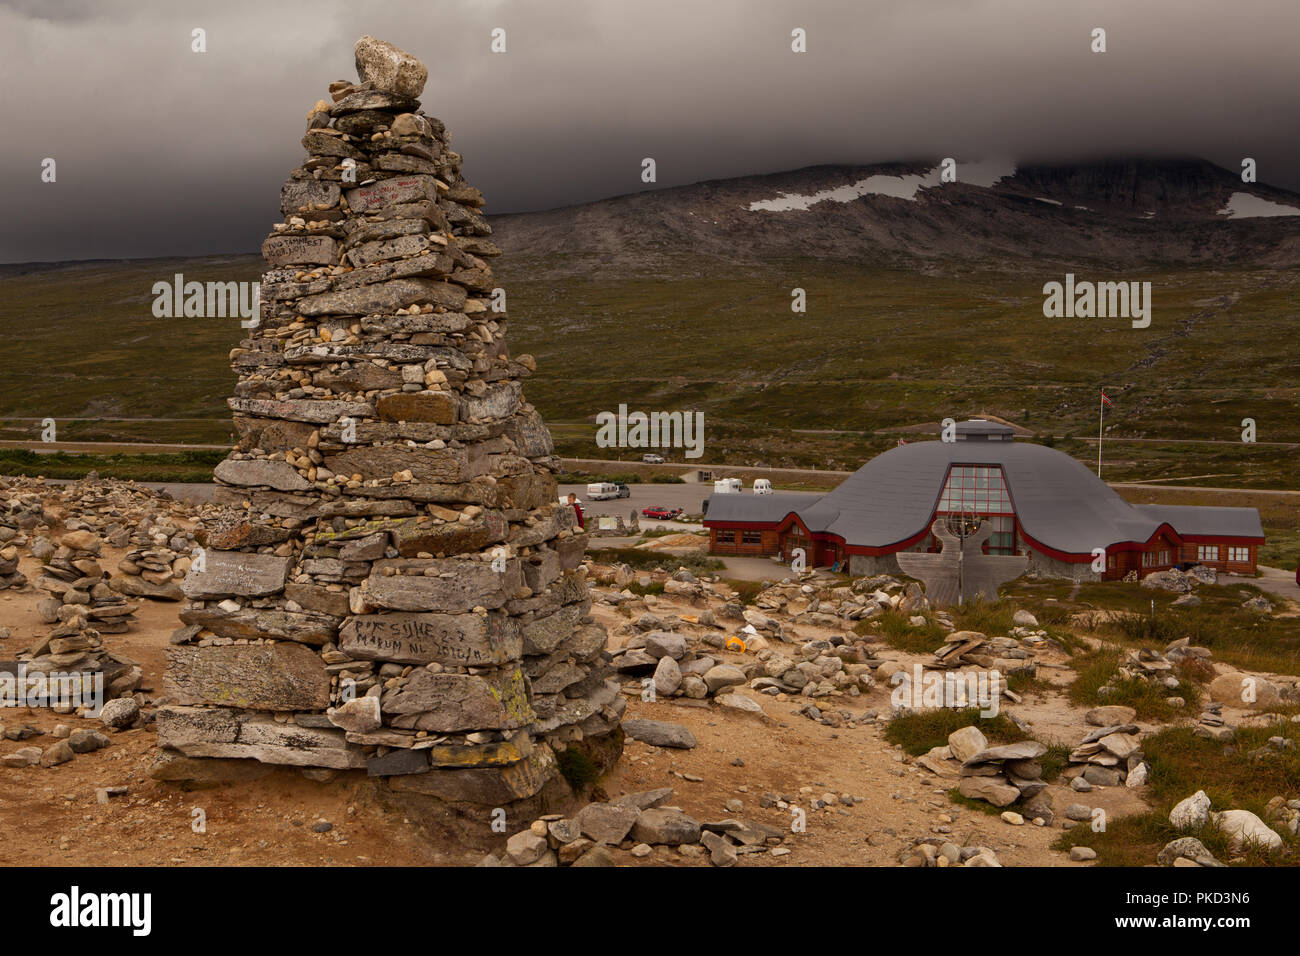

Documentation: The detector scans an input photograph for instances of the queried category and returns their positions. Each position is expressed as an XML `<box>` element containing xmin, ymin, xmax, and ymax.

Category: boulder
<box><xmin>98</xmin><ymin>697</ymin><xmax>139</xmax><ymax>729</ymax></box>
<box><xmin>715</xmin><ymin>693</ymin><xmax>767</xmax><ymax>720</ymax></box>
<box><xmin>652</xmin><ymin>656</ymin><xmax>682</xmax><ymax>697</ymax></box>
<box><xmin>947</xmin><ymin>725</ymin><xmax>988</xmax><ymax>763</ymax></box>
<box><xmin>622</xmin><ymin>718</ymin><xmax>696</xmax><ymax>750</ymax></box>
<box><xmin>1169</xmin><ymin>790</ymin><xmax>1211</xmax><ymax>830</ymax></box>
<box><xmin>957</xmin><ymin>775</ymin><xmax>1019</xmax><ymax>807</ymax></box>
<box><xmin>1208</xmin><ymin>672</ymin><xmax>1279</xmax><ymax>709</ymax></box>
<box><xmin>1085</xmin><ymin>705</ymin><xmax>1136</xmax><ymax>727</ymax></box>
<box><xmin>643</xmin><ymin>631</ymin><xmax>688</xmax><ymax>660</ymax></box>
<box><xmin>703</xmin><ymin>664</ymin><xmax>746</xmax><ymax>694</ymax></box>
<box><xmin>1157</xmin><ymin>837</ymin><xmax>1222</xmax><ymax>867</ymax></box>
<box><xmin>354</xmin><ymin>35</ymin><xmax>428</xmax><ymax>98</ymax></box>
<box><xmin>575</xmin><ymin>802</ymin><xmax>640</xmax><ymax>845</ymax></box>
<box><xmin>631</xmin><ymin>808</ymin><xmax>701</xmax><ymax>846</ymax></box>
<box><xmin>505</xmin><ymin>829</ymin><xmax>549</xmax><ymax>865</ymax></box>
<box><xmin>1212</xmin><ymin>809</ymin><xmax>1283</xmax><ymax>852</ymax></box>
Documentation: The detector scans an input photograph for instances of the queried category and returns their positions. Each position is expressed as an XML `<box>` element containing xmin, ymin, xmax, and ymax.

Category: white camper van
<box><xmin>714</xmin><ymin>478</ymin><xmax>742</xmax><ymax>494</ymax></box>
<box><xmin>587</xmin><ymin>482</ymin><xmax>620</xmax><ymax>500</ymax></box>
<box><xmin>753</xmin><ymin>478</ymin><xmax>773</xmax><ymax>495</ymax></box>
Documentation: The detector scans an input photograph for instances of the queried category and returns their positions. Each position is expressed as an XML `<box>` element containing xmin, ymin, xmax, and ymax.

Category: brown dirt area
<box><xmin>0</xmin><ymin>546</ymin><xmax>1241</xmax><ymax>867</ymax></box>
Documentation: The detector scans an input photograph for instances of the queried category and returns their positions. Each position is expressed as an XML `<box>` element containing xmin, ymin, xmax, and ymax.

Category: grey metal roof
<box><xmin>702</xmin><ymin>493</ymin><xmax>810</xmax><ymax>525</ymax></box>
<box><xmin>1133</xmin><ymin>504</ymin><xmax>1264</xmax><ymax>540</ymax></box>
<box><xmin>705</xmin><ymin>438</ymin><xmax>1264</xmax><ymax>554</ymax></box>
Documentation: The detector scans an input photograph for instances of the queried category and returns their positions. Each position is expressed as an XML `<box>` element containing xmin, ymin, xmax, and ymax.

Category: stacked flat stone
<box><xmin>157</xmin><ymin>36</ymin><xmax>623</xmax><ymax>806</ymax></box>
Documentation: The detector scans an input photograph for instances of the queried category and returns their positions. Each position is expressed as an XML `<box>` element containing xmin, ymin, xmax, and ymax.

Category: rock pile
<box><xmin>0</xmin><ymin>538</ymin><xmax>24</xmax><ymax>590</ymax></box>
<box><xmin>933</xmin><ymin>630</ymin><xmax>1037</xmax><ymax>676</ymax></box>
<box><xmin>915</xmin><ymin>725</ymin><xmax>1052</xmax><ymax>819</ymax></box>
<box><xmin>1141</xmin><ymin>566</ymin><xmax>1205</xmax><ymax>593</ymax></box>
<box><xmin>752</xmin><ymin>576</ymin><xmax>904</xmax><ymax>626</ymax></box>
<box><xmin>1</xmin><ymin>474</ymin><xmax>203</xmax><ymax>601</ymax></box>
<box><xmin>1066</xmin><ymin>720</ymin><xmax>1145</xmax><ymax>787</ymax></box>
<box><xmin>486</xmin><ymin>787</ymin><xmax>795</xmax><ymax>866</ymax></box>
<box><xmin>0</xmin><ymin>478</ymin><xmax>48</xmax><ymax>591</ymax></box>
<box><xmin>157</xmin><ymin>37</ymin><xmax>621</xmax><ymax>807</ymax></box>
<box><xmin>899</xmin><ymin>838</ymin><xmax>1002</xmax><ymax>867</ymax></box>
<box><xmin>1094</xmin><ymin>647</ymin><xmax>1181</xmax><ymax>701</ymax></box>
<box><xmin>1</xmin><ymin>724</ymin><xmax>113</xmax><ymax>769</ymax></box>
<box><xmin>36</xmin><ymin>531</ymin><xmax>140</xmax><ymax>634</ymax></box>
<box><xmin>955</xmin><ymin>737</ymin><xmax>1050</xmax><ymax>812</ymax></box>
<box><xmin>19</xmin><ymin>528</ymin><xmax>145</xmax><ymax>708</ymax></box>
<box><xmin>113</xmin><ymin>508</ymin><xmax>199</xmax><ymax>601</ymax></box>
<box><xmin>1193</xmin><ymin>701</ymin><xmax>1235</xmax><ymax>741</ymax></box>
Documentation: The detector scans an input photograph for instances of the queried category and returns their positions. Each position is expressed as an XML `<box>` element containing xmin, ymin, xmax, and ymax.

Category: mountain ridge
<box><xmin>490</xmin><ymin>157</ymin><xmax>1300</xmax><ymax>278</ymax></box>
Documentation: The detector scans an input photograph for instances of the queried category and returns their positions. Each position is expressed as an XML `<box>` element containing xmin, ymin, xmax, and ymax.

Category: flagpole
<box><xmin>1097</xmin><ymin>390</ymin><xmax>1103</xmax><ymax>477</ymax></box>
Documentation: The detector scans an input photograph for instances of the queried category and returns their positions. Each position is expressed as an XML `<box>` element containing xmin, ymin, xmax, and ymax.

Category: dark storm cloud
<box><xmin>2</xmin><ymin>0</ymin><xmax>1298</xmax><ymax>262</ymax></box>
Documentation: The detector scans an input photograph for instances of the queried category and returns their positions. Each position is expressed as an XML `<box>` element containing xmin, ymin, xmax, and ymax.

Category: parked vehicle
<box><xmin>714</xmin><ymin>478</ymin><xmax>742</xmax><ymax>494</ymax></box>
<box><xmin>641</xmin><ymin>506</ymin><xmax>683</xmax><ymax>520</ymax></box>
<box><xmin>752</xmin><ymin>478</ymin><xmax>773</xmax><ymax>495</ymax></box>
<box><xmin>642</xmin><ymin>453</ymin><xmax>665</xmax><ymax>464</ymax></box>
<box><xmin>587</xmin><ymin>482</ymin><xmax>620</xmax><ymax>500</ymax></box>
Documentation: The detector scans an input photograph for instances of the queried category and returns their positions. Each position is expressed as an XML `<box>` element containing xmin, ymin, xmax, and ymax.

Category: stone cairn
<box><xmin>157</xmin><ymin>36</ymin><xmax>624</xmax><ymax>809</ymax></box>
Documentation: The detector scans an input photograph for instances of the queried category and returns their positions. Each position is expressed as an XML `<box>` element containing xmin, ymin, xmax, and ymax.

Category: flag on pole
<box><xmin>1101</xmin><ymin>390</ymin><xmax>1114</xmax><ymax>408</ymax></box>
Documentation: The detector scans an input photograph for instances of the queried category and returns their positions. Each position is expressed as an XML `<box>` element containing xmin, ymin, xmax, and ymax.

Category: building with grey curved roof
<box><xmin>703</xmin><ymin>420</ymin><xmax>1264</xmax><ymax>580</ymax></box>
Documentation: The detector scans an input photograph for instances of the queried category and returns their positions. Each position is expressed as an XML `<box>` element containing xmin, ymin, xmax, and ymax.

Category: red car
<box><xmin>641</xmin><ymin>506</ymin><xmax>682</xmax><ymax>520</ymax></box>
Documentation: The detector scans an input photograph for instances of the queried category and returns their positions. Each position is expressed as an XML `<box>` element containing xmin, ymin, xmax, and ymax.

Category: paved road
<box><xmin>1</xmin><ymin>440</ymin><xmax>228</xmax><ymax>454</ymax></box>
<box><xmin>1110</xmin><ymin>483</ymin><xmax>1300</xmax><ymax>497</ymax></box>
<box><xmin>1255</xmin><ymin>565</ymin><xmax>1300</xmax><ymax>605</ymax></box>
<box><xmin>557</xmin><ymin>482</ymin><xmax>818</xmax><ymax>520</ymax></box>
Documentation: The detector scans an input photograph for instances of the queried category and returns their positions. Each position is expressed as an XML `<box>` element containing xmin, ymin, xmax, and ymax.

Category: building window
<box><xmin>1197</xmin><ymin>545</ymin><xmax>1219</xmax><ymax>562</ymax></box>
<box><xmin>935</xmin><ymin>465</ymin><xmax>1016</xmax><ymax>555</ymax></box>
<box><xmin>937</xmin><ymin>464</ymin><xmax>1013</xmax><ymax>515</ymax></box>
<box><xmin>742</xmin><ymin>531</ymin><xmax>762</xmax><ymax>545</ymax></box>
<box><xmin>1228</xmin><ymin>547</ymin><xmax>1250</xmax><ymax>562</ymax></box>
<box><xmin>716</xmin><ymin>530</ymin><xmax>735</xmax><ymax>544</ymax></box>
<box><xmin>985</xmin><ymin>515</ymin><xmax>1016</xmax><ymax>555</ymax></box>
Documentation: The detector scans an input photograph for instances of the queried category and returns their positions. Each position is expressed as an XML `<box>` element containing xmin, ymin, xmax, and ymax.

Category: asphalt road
<box><xmin>556</xmin><ymin>482</ymin><xmax>817</xmax><ymax>521</ymax></box>
<box><xmin>1255</xmin><ymin>566</ymin><xmax>1300</xmax><ymax>604</ymax></box>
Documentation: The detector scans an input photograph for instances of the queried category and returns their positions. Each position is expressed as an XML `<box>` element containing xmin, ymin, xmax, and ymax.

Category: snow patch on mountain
<box><xmin>747</xmin><ymin>160</ymin><xmax>1016</xmax><ymax>212</ymax></box>
<box><xmin>1218</xmin><ymin>192</ymin><xmax>1300</xmax><ymax>219</ymax></box>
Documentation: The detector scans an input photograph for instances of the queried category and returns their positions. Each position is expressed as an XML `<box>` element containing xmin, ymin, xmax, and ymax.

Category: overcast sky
<box><xmin>2</xmin><ymin>0</ymin><xmax>1298</xmax><ymax>262</ymax></box>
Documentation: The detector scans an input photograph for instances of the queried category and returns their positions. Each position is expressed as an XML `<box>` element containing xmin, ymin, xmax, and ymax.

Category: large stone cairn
<box><xmin>157</xmin><ymin>37</ymin><xmax>623</xmax><ymax>806</ymax></box>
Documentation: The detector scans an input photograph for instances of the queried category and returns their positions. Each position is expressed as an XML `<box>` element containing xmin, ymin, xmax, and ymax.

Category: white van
<box><xmin>714</xmin><ymin>478</ymin><xmax>742</xmax><ymax>494</ymax></box>
<box><xmin>587</xmin><ymin>482</ymin><xmax>620</xmax><ymax>500</ymax></box>
<box><xmin>753</xmin><ymin>478</ymin><xmax>773</xmax><ymax>495</ymax></box>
